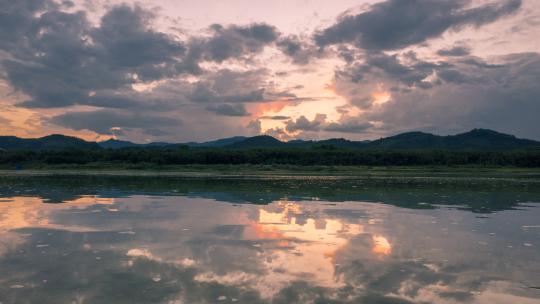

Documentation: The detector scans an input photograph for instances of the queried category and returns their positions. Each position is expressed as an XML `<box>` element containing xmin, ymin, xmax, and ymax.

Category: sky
<box><xmin>0</xmin><ymin>0</ymin><xmax>539</xmax><ymax>143</ymax></box>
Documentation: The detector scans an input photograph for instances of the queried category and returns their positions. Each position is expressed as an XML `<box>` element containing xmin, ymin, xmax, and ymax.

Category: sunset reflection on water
<box><xmin>372</xmin><ymin>235</ymin><xmax>392</xmax><ymax>255</ymax></box>
<box><xmin>239</xmin><ymin>201</ymin><xmax>368</xmax><ymax>295</ymax></box>
<box><xmin>0</xmin><ymin>183</ymin><xmax>538</xmax><ymax>304</ymax></box>
<box><xmin>0</xmin><ymin>196</ymin><xmax>115</xmax><ymax>231</ymax></box>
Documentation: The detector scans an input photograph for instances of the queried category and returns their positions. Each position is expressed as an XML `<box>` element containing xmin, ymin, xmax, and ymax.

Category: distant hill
<box><xmin>0</xmin><ymin>134</ymin><xmax>100</xmax><ymax>150</ymax></box>
<box><xmin>365</xmin><ymin>129</ymin><xmax>540</xmax><ymax>150</ymax></box>
<box><xmin>185</xmin><ymin>136</ymin><xmax>247</xmax><ymax>148</ymax></box>
<box><xmin>225</xmin><ymin>135</ymin><xmax>286</xmax><ymax>149</ymax></box>
<box><xmin>284</xmin><ymin>138</ymin><xmax>370</xmax><ymax>149</ymax></box>
<box><xmin>2</xmin><ymin>129</ymin><xmax>539</xmax><ymax>151</ymax></box>
<box><xmin>448</xmin><ymin>129</ymin><xmax>540</xmax><ymax>150</ymax></box>
<box><xmin>98</xmin><ymin>136</ymin><xmax>247</xmax><ymax>149</ymax></box>
<box><xmin>364</xmin><ymin>131</ymin><xmax>442</xmax><ymax>149</ymax></box>
<box><xmin>98</xmin><ymin>139</ymin><xmax>140</xmax><ymax>149</ymax></box>
<box><xmin>218</xmin><ymin>129</ymin><xmax>540</xmax><ymax>150</ymax></box>
<box><xmin>98</xmin><ymin>139</ymin><xmax>172</xmax><ymax>149</ymax></box>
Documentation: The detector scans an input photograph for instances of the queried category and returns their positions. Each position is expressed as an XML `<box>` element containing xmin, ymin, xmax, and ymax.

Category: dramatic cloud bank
<box><xmin>0</xmin><ymin>0</ymin><xmax>538</xmax><ymax>141</ymax></box>
<box><xmin>314</xmin><ymin>0</ymin><xmax>522</xmax><ymax>50</ymax></box>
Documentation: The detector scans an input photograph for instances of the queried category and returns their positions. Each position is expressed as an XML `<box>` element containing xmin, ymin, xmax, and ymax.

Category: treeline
<box><xmin>1</xmin><ymin>146</ymin><xmax>539</xmax><ymax>167</ymax></box>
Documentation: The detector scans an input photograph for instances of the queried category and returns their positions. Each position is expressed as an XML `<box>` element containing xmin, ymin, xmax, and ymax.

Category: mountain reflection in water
<box><xmin>0</xmin><ymin>176</ymin><xmax>539</xmax><ymax>304</ymax></box>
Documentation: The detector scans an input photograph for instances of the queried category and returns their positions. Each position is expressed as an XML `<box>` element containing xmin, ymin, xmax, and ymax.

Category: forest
<box><xmin>1</xmin><ymin>146</ymin><xmax>539</xmax><ymax>167</ymax></box>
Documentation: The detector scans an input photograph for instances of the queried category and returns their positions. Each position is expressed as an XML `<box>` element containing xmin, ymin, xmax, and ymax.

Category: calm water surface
<box><xmin>0</xmin><ymin>176</ymin><xmax>539</xmax><ymax>304</ymax></box>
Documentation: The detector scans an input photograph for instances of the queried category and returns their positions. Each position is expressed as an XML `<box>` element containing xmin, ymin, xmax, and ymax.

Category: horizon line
<box><xmin>1</xmin><ymin>128</ymin><xmax>537</xmax><ymax>145</ymax></box>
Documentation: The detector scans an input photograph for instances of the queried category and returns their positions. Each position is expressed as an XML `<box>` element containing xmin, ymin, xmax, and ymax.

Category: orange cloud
<box><xmin>250</xmin><ymin>100</ymin><xmax>291</xmax><ymax>118</ymax></box>
<box><xmin>371</xmin><ymin>84</ymin><xmax>391</xmax><ymax>105</ymax></box>
<box><xmin>372</xmin><ymin>235</ymin><xmax>392</xmax><ymax>255</ymax></box>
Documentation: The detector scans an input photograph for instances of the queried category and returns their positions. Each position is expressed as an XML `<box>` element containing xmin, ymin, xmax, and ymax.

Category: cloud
<box><xmin>333</xmin><ymin>51</ymin><xmax>442</xmax><ymax>110</ymax></box>
<box><xmin>0</xmin><ymin>0</ymin><xmax>57</xmax><ymax>53</ymax></box>
<box><xmin>198</xmin><ymin>23</ymin><xmax>279</xmax><ymax>62</ymax></box>
<box><xmin>0</xmin><ymin>116</ymin><xmax>10</xmax><ymax>125</ymax></box>
<box><xmin>246</xmin><ymin>119</ymin><xmax>262</xmax><ymax>134</ymax></box>
<box><xmin>366</xmin><ymin>52</ymin><xmax>440</xmax><ymax>85</ymax></box>
<box><xmin>437</xmin><ymin>68</ymin><xmax>478</xmax><ymax>83</ymax></box>
<box><xmin>437</xmin><ymin>45</ymin><xmax>471</xmax><ymax>57</ymax></box>
<box><xmin>188</xmin><ymin>69</ymin><xmax>308</xmax><ymax>106</ymax></box>
<box><xmin>314</xmin><ymin>0</ymin><xmax>522</xmax><ymax>51</ymax></box>
<box><xmin>190</xmin><ymin>83</ymin><xmax>264</xmax><ymax>103</ymax></box>
<box><xmin>40</xmin><ymin>66</ymin><xmax>303</xmax><ymax>139</ymax></box>
<box><xmin>0</xmin><ymin>3</ymin><xmax>188</xmax><ymax>109</ymax></box>
<box><xmin>206</xmin><ymin>104</ymin><xmax>250</xmax><ymax>116</ymax></box>
<box><xmin>325</xmin><ymin>120</ymin><xmax>373</xmax><ymax>133</ymax></box>
<box><xmin>276</xmin><ymin>36</ymin><xmax>318</xmax><ymax>65</ymax></box>
<box><xmin>0</xmin><ymin>2</ymin><xmax>282</xmax><ymax>112</ymax></box>
<box><xmin>0</xmin><ymin>0</ymin><xmax>538</xmax><ymax>141</ymax></box>
<box><xmin>285</xmin><ymin>114</ymin><xmax>327</xmax><ymax>133</ymax></box>
<box><xmin>259</xmin><ymin>115</ymin><xmax>290</xmax><ymax>120</ymax></box>
<box><xmin>283</xmin><ymin>114</ymin><xmax>374</xmax><ymax>135</ymax></box>
<box><xmin>190</xmin><ymin>83</ymin><xmax>265</xmax><ymax>104</ymax></box>
<box><xmin>50</xmin><ymin>110</ymin><xmax>181</xmax><ymax>135</ymax></box>
<box><xmin>191</xmin><ymin>69</ymin><xmax>267</xmax><ymax>103</ymax></box>
<box><xmin>0</xmin><ymin>0</ymin><xmax>294</xmax><ymax>140</ymax></box>
<box><xmin>334</xmin><ymin>52</ymin><xmax>540</xmax><ymax>139</ymax></box>
<box><xmin>333</xmin><ymin>48</ymin><xmax>527</xmax><ymax>116</ymax></box>
<box><xmin>94</xmin><ymin>5</ymin><xmax>186</xmax><ymax>72</ymax></box>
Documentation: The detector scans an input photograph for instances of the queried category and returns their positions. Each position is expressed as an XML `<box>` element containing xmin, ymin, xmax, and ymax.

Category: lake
<box><xmin>0</xmin><ymin>175</ymin><xmax>539</xmax><ymax>303</ymax></box>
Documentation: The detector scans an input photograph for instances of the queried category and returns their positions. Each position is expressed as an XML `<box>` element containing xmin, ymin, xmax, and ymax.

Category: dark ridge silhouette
<box><xmin>223</xmin><ymin>135</ymin><xmax>286</xmax><ymax>149</ymax></box>
<box><xmin>221</xmin><ymin>129</ymin><xmax>540</xmax><ymax>150</ymax></box>
<box><xmin>365</xmin><ymin>129</ymin><xmax>540</xmax><ymax>150</ymax></box>
<box><xmin>184</xmin><ymin>136</ymin><xmax>248</xmax><ymax>148</ymax></box>
<box><xmin>97</xmin><ymin>139</ymin><xmax>141</xmax><ymax>149</ymax></box>
<box><xmin>0</xmin><ymin>134</ymin><xmax>100</xmax><ymax>150</ymax></box>
<box><xmin>1</xmin><ymin>129</ymin><xmax>539</xmax><ymax>151</ymax></box>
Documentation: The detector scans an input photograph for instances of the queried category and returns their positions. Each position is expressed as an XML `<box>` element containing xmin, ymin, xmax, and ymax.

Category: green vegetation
<box><xmin>1</xmin><ymin>128</ymin><xmax>539</xmax><ymax>170</ymax></box>
<box><xmin>2</xmin><ymin>129</ymin><xmax>540</xmax><ymax>151</ymax></box>
<box><xmin>0</xmin><ymin>146</ymin><xmax>539</xmax><ymax>169</ymax></box>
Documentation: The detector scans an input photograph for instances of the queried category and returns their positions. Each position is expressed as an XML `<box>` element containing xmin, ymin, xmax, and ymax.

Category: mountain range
<box><xmin>0</xmin><ymin>134</ymin><xmax>100</xmax><ymax>151</ymax></box>
<box><xmin>0</xmin><ymin>129</ymin><xmax>539</xmax><ymax>151</ymax></box>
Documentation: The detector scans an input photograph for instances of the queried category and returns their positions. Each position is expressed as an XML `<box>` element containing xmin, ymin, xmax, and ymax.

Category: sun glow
<box><xmin>372</xmin><ymin>235</ymin><xmax>392</xmax><ymax>255</ymax></box>
<box><xmin>371</xmin><ymin>84</ymin><xmax>391</xmax><ymax>105</ymax></box>
<box><xmin>237</xmin><ymin>202</ymin><xmax>364</xmax><ymax>297</ymax></box>
<box><xmin>0</xmin><ymin>196</ymin><xmax>116</xmax><ymax>231</ymax></box>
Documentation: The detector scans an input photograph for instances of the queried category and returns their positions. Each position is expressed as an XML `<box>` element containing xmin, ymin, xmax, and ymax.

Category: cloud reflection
<box><xmin>372</xmin><ymin>235</ymin><xmax>392</xmax><ymax>255</ymax></box>
<box><xmin>240</xmin><ymin>201</ymin><xmax>364</xmax><ymax>296</ymax></box>
<box><xmin>0</xmin><ymin>189</ymin><xmax>538</xmax><ymax>303</ymax></box>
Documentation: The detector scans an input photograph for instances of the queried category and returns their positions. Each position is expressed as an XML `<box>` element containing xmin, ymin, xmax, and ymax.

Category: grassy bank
<box><xmin>1</xmin><ymin>164</ymin><xmax>540</xmax><ymax>181</ymax></box>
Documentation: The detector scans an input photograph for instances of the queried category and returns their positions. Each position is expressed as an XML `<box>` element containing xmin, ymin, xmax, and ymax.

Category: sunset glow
<box><xmin>0</xmin><ymin>0</ymin><xmax>536</xmax><ymax>142</ymax></box>
<box><xmin>372</xmin><ymin>235</ymin><xmax>392</xmax><ymax>255</ymax></box>
<box><xmin>371</xmin><ymin>86</ymin><xmax>391</xmax><ymax>105</ymax></box>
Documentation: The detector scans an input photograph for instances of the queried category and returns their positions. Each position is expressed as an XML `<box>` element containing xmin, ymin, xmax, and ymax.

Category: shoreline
<box><xmin>1</xmin><ymin>165</ymin><xmax>539</xmax><ymax>184</ymax></box>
